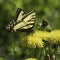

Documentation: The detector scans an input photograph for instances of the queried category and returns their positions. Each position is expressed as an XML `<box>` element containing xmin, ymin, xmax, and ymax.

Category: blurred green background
<box><xmin>0</xmin><ymin>0</ymin><xmax>60</xmax><ymax>60</ymax></box>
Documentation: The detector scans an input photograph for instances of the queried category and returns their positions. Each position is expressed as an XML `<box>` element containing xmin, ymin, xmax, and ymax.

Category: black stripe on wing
<box><xmin>14</xmin><ymin>8</ymin><xmax>22</xmax><ymax>21</ymax></box>
<box><xmin>14</xmin><ymin>8</ymin><xmax>24</xmax><ymax>21</ymax></box>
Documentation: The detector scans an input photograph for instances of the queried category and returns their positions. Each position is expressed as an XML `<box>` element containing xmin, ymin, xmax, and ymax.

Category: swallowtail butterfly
<box><xmin>6</xmin><ymin>8</ymin><xmax>35</xmax><ymax>32</ymax></box>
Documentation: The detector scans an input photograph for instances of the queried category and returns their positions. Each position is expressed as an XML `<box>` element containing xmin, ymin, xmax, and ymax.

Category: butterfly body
<box><xmin>6</xmin><ymin>8</ymin><xmax>35</xmax><ymax>32</ymax></box>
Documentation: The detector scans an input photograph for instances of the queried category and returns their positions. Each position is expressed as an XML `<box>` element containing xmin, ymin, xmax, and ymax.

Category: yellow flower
<box><xmin>24</xmin><ymin>58</ymin><xmax>38</xmax><ymax>60</ymax></box>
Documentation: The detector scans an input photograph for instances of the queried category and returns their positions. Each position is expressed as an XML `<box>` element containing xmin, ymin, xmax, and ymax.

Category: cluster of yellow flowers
<box><xmin>24</xmin><ymin>58</ymin><xmax>38</xmax><ymax>60</ymax></box>
<box><xmin>26</xmin><ymin>30</ymin><xmax>60</xmax><ymax>48</ymax></box>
